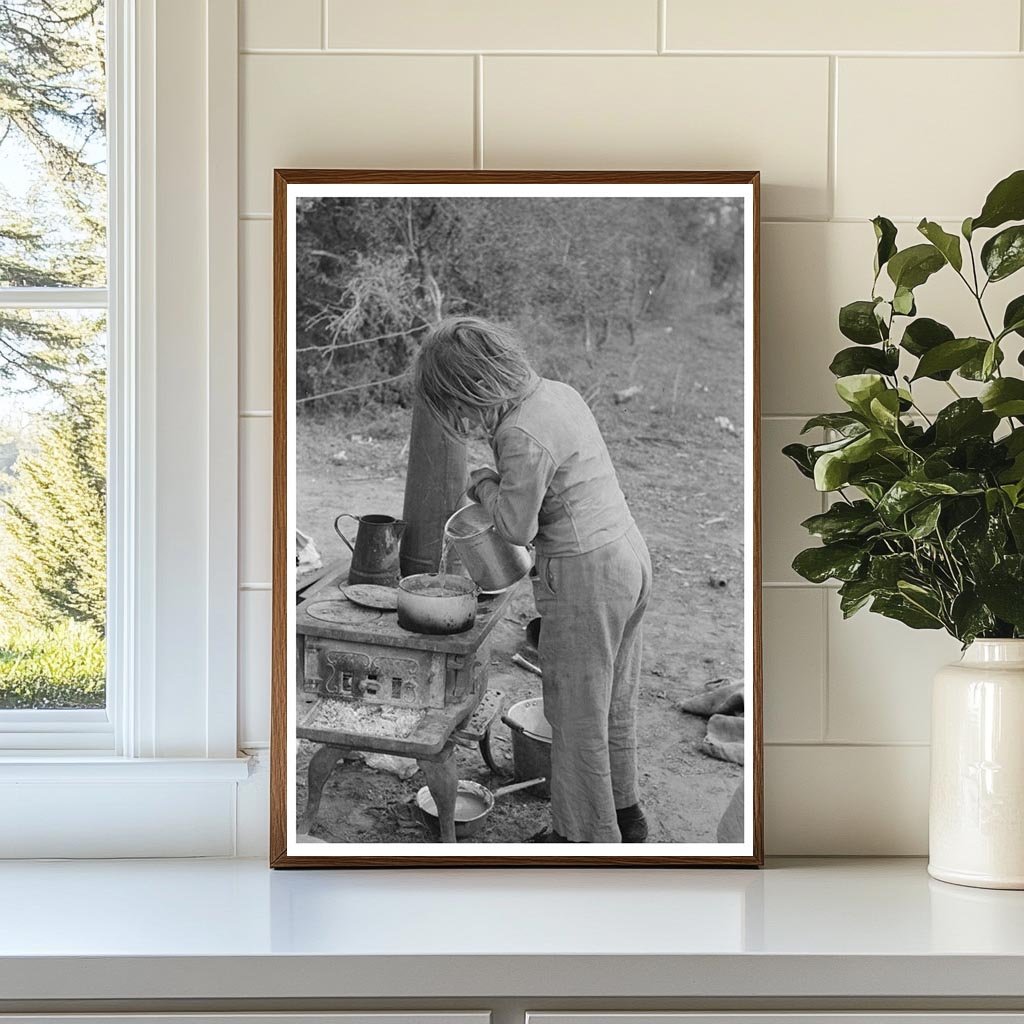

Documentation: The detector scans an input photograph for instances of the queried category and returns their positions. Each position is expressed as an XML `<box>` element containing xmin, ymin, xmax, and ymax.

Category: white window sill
<box><xmin>0</xmin><ymin>755</ymin><xmax>252</xmax><ymax>782</ymax></box>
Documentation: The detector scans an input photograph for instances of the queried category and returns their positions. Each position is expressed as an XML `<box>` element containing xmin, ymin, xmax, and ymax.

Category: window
<box><xmin>0</xmin><ymin>0</ymin><xmax>110</xmax><ymax>746</ymax></box>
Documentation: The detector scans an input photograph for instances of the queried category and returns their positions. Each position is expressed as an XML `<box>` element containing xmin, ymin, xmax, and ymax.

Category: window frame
<box><xmin>0</xmin><ymin>0</ymin><xmax>244</xmax><ymax>802</ymax></box>
<box><xmin>0</xmin><ymin>5</ymin><xmax>120</xmax><ymax>751</ymax></box>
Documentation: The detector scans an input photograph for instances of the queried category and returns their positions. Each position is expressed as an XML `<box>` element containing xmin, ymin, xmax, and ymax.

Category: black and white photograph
<box><xmin>272</xmin><ymin>172</ymin><xmax>761</xmax><ymax>866</ymax></box>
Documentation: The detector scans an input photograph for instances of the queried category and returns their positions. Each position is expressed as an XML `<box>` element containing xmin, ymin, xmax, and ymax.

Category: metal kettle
<box><xmin>334</xmin><ymin>513</ymin><xmax>406</xmax><ymax>586</ymax></box>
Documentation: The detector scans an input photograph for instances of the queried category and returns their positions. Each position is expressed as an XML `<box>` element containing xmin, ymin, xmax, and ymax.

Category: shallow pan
<box><xmin>415</xmin><ymin>777</ymin><xmax>545</xmax><ymax>839</ymax></box>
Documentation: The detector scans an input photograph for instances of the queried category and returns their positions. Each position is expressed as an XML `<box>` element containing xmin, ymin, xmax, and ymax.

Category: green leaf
<box><xmin>814</xmin><ymin>450</ymin><xmax>851</xmax><ymax>491</ymax></box>
<box><xmin>835</xmin><ymin>373</ymin><xmax>886</xmax><ymax>413</ymax></box>
<box><xmin>962</xmin><ymin>216</ymin><xmax>974</xmax><ymax>241</ymax></box>
<box><xmin>979</xmin><ymin>378</ymin><xmax>1024</xmax><ymax>418</ymax></box>
<box><xmin>900</xmin><ymin>317</ymin><xmax>955</xmax><ymax>364</ymax></box>
<box><xmin>917</xmin><ymin>219</ymin><xmax>963</xmax><ymax>272</ymax></box>
<box><xmin>960</xmin><ymin>344</ymin><xmax>1004</xmax><ymax>381</ymax></box>
<box><xmin>950</xmin><ymin>593</ymin><xmax>995</xmax><ymax>644</ymax></box>
<box><xmin>982</xmin><ymin>341</ymin><xmax>1001</xmax><ymax>381</ymax></box>
<box><xmin>976</xmin><ymin>577</ymin><xmax>1024</xmax><ymax>629</ymax></box>
<box><xmin>911</xmin><ymin>337</ymin><xmax>988</xmax><ymax>381</ymax></box>
<box><xmin>871</xmin><ymin>594</ymin><xmax>943</xmax><ymax>630</ymax></box>
<box><xmin>829</xmin><ymin>345</ymin><xmax>899</xmax><ymax>378</ymax></box>
<box><xmin>800</xmin><ymin>412</ymin><xmax>866</xmax><ymax>435</ymax></box>
<box><xmin>839</xmin><ymin>299</ymin><xmax>887</xmax><ymax>345</ymax></box>
<box><xmin>908</xmin><ymin>500</ymin><xmax>942</xmax><ymax>540</ymax></box>
<box><xmin>892</xmin><ymin>286</ymin><xmax>916</xmax><ymax>316</ymax></box>
<box><xmin>887</xmin><ymin>244</ymin><xmax>946</xmax><ymax>291</ymax></box>
<box><xmin>981</xmin><ymin>225</ymin><xmax>1024</xmax><ymax>283</ymax></box>
<box><xmin>971</xmin><ymin>168</ymin><xmax>1024</xmax><ymax>232</ymax></box>
<box><xmin>800</xmin><ymin>501</ymin><xmax>879</xmax><ymax>543</ymax></box>
<box><xmin>877</xmin><ymin>479</ymin><xmax>958</xmax><ymax>524</ymax></box>
<box><xmin>872</xmin><ymin>215</ymin><xmax>898</xmax><ymax>277</ymax></box>
<box><xmin>1003</xmin><ymin>295</ymin><xmax>1024</xmax><ymax>339</ymax></box>
<box><xmin>838</xmin><ymin>578</ymin><xmax>882</xmax><ymax>618</ymax></box>
<box><xmin>868</xmin><ymin>389</ymin><xmax>902</xmax><ymax>430</ymax></box>
<box><xmin>868</xmin><ymin>552</ymin><xmax>915</xmax><ymax>587</ymax></box>
<box><xmin>782</xmin><ymin>442</ymin><xmax>815</xmax><ymax>479</ymax></box>
<box><xmin>792</xmin><ymin>543</ymin><xmax>866</xmax><ymax>584</ymax></box>
<box><xmin>933</xmin><ymin>398</ymin><xmax>999</xmax><ymax>444</ymax></box>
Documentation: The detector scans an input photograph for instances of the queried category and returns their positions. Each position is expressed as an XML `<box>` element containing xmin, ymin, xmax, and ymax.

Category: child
<box><xmin>414</xmin><ymin>316</ymin><xmax>652</xmax><ymax>843</ymax></box>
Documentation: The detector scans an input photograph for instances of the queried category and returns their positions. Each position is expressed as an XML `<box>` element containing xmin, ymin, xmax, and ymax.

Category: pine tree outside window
<box><xmin>0</xmin><ymin>1</ymin><xmax>110</xmax><ymax>741</ymax></box>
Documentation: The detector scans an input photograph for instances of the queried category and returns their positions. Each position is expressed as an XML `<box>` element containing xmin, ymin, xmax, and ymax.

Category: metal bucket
<box><xmin>501</xmin><ymin>697</ymin><xmax>552</xmax><ymax>799</ymax></box>
<box><xmin>444</xmin><ymin>504</ymin><xmax>532</xmax><ymax>593</ymax></box>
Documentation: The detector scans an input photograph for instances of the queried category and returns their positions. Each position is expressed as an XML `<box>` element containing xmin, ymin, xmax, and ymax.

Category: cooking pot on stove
<box><xmin>397</xmin><ymin>573</ymin><xmax>478</xmax><ymax>635</ymax></box>
<box><xmin>444</xmin><ymin>503</ymin><xmax>532</xmax><ymax>593</ymax></box>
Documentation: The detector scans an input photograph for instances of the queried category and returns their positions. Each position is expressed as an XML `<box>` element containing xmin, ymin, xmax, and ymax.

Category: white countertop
<box><xmin>1</xmin><ymin>857</ymin><xmax>1023</xmax><ymax>1002</ymax></box>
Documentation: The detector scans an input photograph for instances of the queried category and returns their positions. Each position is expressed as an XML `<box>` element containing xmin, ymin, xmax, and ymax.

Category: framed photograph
<box><xmin>270</xmin><ymin>170</ymin><xmax>762</xmax><ymax>867</ymax></box>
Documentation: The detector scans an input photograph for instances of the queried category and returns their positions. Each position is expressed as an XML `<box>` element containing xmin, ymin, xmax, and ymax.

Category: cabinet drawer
<box><xmin>528</xmin><ymin>1016</ymin><xmax>1024</xmax><ymax>1024</ymax></box>
<box><xmin>0</xmin><ymin>1016</ymin><xmax>490</xmax><ymax>1024</ymax></box>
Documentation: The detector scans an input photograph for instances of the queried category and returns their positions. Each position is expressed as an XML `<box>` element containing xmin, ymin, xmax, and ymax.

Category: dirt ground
<box><xmin>295</xmin><ymin>305</ymin><xmax>745</xmax><ymax>844</ymax></box>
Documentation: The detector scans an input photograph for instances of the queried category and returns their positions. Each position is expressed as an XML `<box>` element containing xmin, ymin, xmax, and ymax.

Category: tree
<box><xmin>0</xmin><ymin>0</ymin><xmax>106</xmax><ymax>394</ymax></box>
<box><xmin>0</xmin><ymin>373</ymin><xmax>106</xmax><ymax>632</ymax></box>
<box><xmin>0</xmin><ymin>2</ymin><xmax>107</xmax><ymax>647</ymax></box>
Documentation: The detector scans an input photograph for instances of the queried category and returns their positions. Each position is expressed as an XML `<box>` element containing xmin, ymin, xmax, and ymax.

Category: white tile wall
<box><xmin>239</xmin><ymin>416</ymin><xmax>272</xmax><ymax>586</ymax></box>
<box><xmin>762</xmin><ymin>588</ymin><xmax>825</xmax><ymax>744</ymax></box>
<box><xmin>665</xmin><ymin>0</ymin><xmax>1021</xmax><ymax>53</ymax></box>
<box><xmin>483</xmin><ymin>56</ymin><xmax>831</xmax><ymax>219</ymax></box>
<box><xmin>240</xmin><ymin>54</ymin><xmax>475</xmax><ymax>213</ymax></box>
<box><xmin>241</xmin><ymin>0</ymin><xmax>321</xmax><ymax>50</ymax></box>
<box><xmin>240</xmin><ymin>220</ymin><xmax>272</xmax><ymax>412</ymax></box>
<box><xmin>761</xmin><ymin>221</ymin><xmax>1023</xmax><ymax>416</ymax></box>
<box><xmin>835</xmin><ymin>58</ymin><xmax>1024</xmax><ymax>220</ymax></box>
<box><xmin>760</xmin><ymin>419</ymin><xmax>824</xmax><ymax>583</ymax></box>
<box><xmin>235</xmin><ymin>1</ymin><xmax>1024</xmax><ymax>854</ymax></box>
<box><xmin>239</xmin><ymin>590</ymin><xmax>272</xmax><ymax>748</ymax></box>
<box><xmin>326</xmin><ymin>0</ymin><xmax>658</xmax><ymax>51</ymax></box>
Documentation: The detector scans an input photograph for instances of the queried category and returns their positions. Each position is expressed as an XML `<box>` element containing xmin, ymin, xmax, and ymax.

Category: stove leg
<box><xmin>299</xmin><ymin>744</ymin><xmax>348</xmax><ymax>835</ymax></box>
<box><xmin>419</xmin><ymin>743</ymin><xmax>459</xmax><ymax>844</ymax></box>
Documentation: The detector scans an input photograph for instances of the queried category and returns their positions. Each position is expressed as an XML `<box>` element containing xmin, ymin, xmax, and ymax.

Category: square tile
<box><xmin>241</xmin><ymin>55</ymin><xmax>474</xmax><ymax>214</ymax></box>
<box><xmin>762</xmin><ymin>221</ymin><xmax>1022</xmax><ymax>416</ymax></box>
<box><xmin>239</xmin><ymin>589</ymin><xmax>272</xmax><ymax>746</ymax></box>
<box><xmin>240</xmin><ymin>416</ymin><xmax>273</xmax><ymax>586</ymax></box>
<box><xmin>761</xmin><ymin>417</ymin><xmax>824</xmax><ymax>584</ymax></box>
<box><xmin>763</xmin><ymin>587</ymin><xmax>825</xmax><ymax>742</ymax></box>
<box><xmin>328</xmin><ymin>0</ymin><xmax>657</xmax><ymax>50</ymax></box>
<box><xmin>240</xmin><ymin>219</ymin><xmax>273</xmax><ymax>412</ymax></box>
<box><xmin>826</xmin><ymin>596</ymin><xmax>961</xmax><ymax>743</ymax></box>
<box><xmin>836</xmin><ymin>59</ymin><xmax>1024</xmax><ymax>221</ymax></box>
<box><xmin>766</xmin><ymin>744</ymin><xmax>929</xmax><ymax>854</ymax></box>
<box><xmin>666</xmin><ymin>0</ymin><xmax>1020</xmax><ymax>53</ymax></box>
<box><xmin>483</xmin><ymin>56</ymin><xmax>830</xmax><ymax>219</ymax></box>
<box><xmin>242</xmin><ymin>0</ymin><xmax>321</xmax><ymax>49</ymax></box>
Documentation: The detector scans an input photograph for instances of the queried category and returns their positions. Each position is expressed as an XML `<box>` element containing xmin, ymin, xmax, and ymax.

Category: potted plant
<box><xmin>785</xmin><ymin>169</ymin><xmax>1024</xmax><ymax>889</ymax></box>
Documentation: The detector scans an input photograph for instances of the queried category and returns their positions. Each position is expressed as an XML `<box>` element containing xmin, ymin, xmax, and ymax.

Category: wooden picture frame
<box><xmin>271</xmin><ymin>170</ymin><xmax>762</xmax><ymax>867</ymax></box>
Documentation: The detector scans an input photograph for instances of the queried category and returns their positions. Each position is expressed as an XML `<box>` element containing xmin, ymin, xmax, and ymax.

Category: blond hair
<box><xmin>413</xmin><ymin>316</ymin><xmax>536</xmax><ymax>439</ymax></box>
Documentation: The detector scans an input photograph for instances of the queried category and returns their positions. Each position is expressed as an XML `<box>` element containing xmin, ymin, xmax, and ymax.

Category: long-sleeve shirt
<box><xmin>474</xmin><ymin>377</ymin><xmax>634</xmax><ymax>557</ymax></box>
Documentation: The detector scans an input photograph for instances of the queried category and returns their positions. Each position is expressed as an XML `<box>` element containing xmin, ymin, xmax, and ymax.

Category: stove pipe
<box><xmin>399</xmin><ymin>399</ymin><xmax>468</xmax><ymax>577</ymax></box>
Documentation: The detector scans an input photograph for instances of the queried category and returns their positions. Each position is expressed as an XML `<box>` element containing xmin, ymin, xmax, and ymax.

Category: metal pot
<box><xmin>444</xmin><ymin>503</ymin><xmax>532</xmax><ymax>593</ymax></box>
<box><xmin>397</xmin><ymin>573</ymin><xmax>478</xmax><ymax>635</ymax></box>
<box><xmin>501</xmin><ymin>697</ymin><xmax>552</xmax><ymax>798</ymax></box>
<box><xmin>416</xmin><ymin>777</ymin><xmax>546</xmax><ymax>839</ymax></box>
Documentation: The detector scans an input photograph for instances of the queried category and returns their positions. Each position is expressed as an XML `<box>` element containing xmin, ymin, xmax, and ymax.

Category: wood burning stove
<box><xmin>295</xmin><ymin>564</ymin><xmax>514</xmax><ymax>842</ymax></box>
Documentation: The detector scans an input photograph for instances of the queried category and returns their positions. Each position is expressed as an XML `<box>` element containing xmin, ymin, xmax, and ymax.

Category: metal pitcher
<box><xmin>334</xmin><ymin>513</ymin><xmax>407</xmax><ymax>586</ymax></box>
<box><xmin>443</xmin><ymin>503</ymin><xmax>532</xmax><ymax>593</ymax></box>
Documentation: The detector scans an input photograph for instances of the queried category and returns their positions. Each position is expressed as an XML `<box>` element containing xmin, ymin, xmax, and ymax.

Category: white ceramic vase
<box><xmin>929</xmin><ymin>639</ymin><xmax>1024</xmax><ymax>889</ymax></box>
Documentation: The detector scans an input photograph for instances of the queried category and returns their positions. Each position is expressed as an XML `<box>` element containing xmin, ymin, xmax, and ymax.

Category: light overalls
<box><xmin>475</xmin><ymin>376</ymin><xmax>653</xmax><ymax>842</ymax></box>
